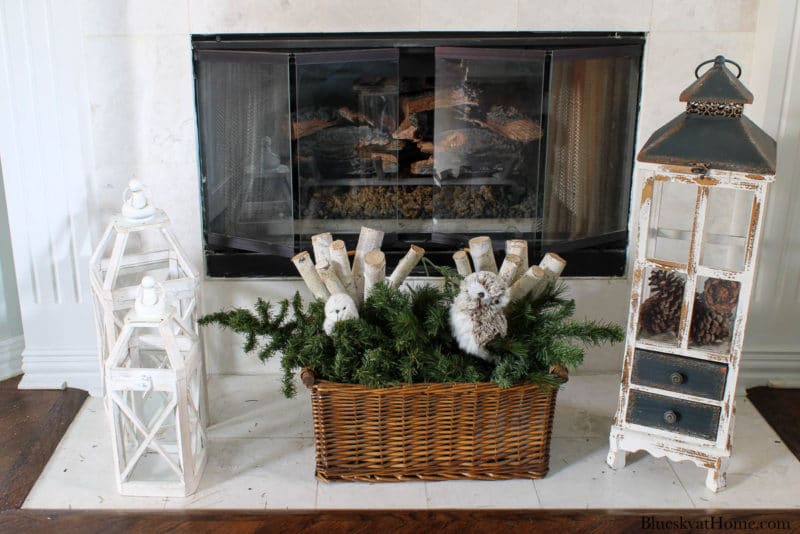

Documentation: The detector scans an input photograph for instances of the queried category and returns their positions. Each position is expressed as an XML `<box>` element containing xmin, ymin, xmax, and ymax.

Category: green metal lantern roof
<box><xmin>638</xmin><ymin>56</ymin><xmax>776</xmax><ymax>175</ymax></box>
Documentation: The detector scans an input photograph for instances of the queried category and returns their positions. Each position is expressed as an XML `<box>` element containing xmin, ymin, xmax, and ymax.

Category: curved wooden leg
<box><xmin>607</xmin><ymin>445</ymin><xmax>627</xmax><ymax>470</ymax></box>
<box><xmin>705</xmin><ymin>459</ymin><xmax>729</xmax><ymax>492</ymax></box>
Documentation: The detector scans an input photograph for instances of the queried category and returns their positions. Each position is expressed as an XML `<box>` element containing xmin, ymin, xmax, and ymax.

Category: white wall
<box><xmin>1</xmin><ymin>0</ymin><xmax>798</xmax><ymax>393</ymax></box>
<box><xmin>0</xmin><ymin>160</ymin><xmax>24</xmax><ymax>380</ymax></box>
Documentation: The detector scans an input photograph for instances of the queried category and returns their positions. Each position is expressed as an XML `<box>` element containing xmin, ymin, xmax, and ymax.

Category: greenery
<box><xmin>199</xmin><ymin>262</ymin><xmax>624</xmax><ymax>397</ymax></box>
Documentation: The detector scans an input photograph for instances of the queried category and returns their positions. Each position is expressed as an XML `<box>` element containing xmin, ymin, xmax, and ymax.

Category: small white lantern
<box><xmin>105</xmin><ymin>276</ymin><xmax>207</xmax><ymax>497</ymax></box>
<box><xmin>89</xmin><ymin>180</ymin><xmax>201</xmax><ymax>395</ymax></box>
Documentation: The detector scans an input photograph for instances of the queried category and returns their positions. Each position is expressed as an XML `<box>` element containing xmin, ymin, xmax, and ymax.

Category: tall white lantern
<box><xmin>105</xmin><ymin>277</ymin><xmax>207</xmax><ymax>497</ymax></box>
<box><xmin>89</xmin><ymin>180</ymin><xmax>201</xmax><ymax>399</ymax></box>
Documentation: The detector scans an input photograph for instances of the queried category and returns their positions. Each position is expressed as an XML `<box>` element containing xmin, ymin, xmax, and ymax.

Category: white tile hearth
<box><xmin>23</xmin><ymin>374</ymin><xmax>800</xmax><ymax>510</ymax></box>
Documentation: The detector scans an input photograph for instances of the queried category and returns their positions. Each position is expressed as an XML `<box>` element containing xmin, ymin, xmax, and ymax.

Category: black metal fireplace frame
<box><xmin>192</xmin><ymin>32</ymin><xmax>645</xmax><ymax>278</ymax></box>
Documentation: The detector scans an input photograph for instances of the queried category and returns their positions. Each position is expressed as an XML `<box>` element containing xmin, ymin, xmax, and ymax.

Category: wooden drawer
<box><xmin>626</xmin><ymin>390</ymin><xmax>721</xmax><ymax>441</ymax></box>
<box><xmin>632</xmin><ymin>349</ymin><xmax>728</xmax><ymax>401</ymax></box>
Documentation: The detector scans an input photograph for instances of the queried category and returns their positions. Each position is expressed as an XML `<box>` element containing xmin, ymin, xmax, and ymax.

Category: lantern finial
<box><xmin>121</xmin><ymin>179</ymin><xmax>157</xmax><ymax>220</ymax></box>
<box><xmin>132</xmin><ymin>276</ymin><xmax>167</xmax><ymax>320</ymax></box>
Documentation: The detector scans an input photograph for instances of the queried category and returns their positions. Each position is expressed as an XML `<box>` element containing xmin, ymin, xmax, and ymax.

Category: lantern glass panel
<box><xmin>689</xmin><ymin>275</ymin><xmax>740</xmax><ymax>353</ymax></box>
<box><xmin>637</xmin><ymin>266</ymin><xmax>687</xmax><ymax>347</ymax></box>
<box><xmin>700</xmin><ymin>187</ymin><xmax>754</xmax><ymax>272</ymax></box>
<box><xmin>646</xmin><ymin>180</ymin><xmax>697</xmax><ymax>265</ymax></box>
<box><xmin>111</xmin><ymin>389</ymin><xmax>182</xmax><ymax>484</ymax></box>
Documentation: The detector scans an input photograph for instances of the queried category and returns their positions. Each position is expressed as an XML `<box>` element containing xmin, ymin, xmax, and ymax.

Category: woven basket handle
<box><xmin>301</xmin><ymin>368</ymin><xmax>317</xmax><ymax>389</ymax></box>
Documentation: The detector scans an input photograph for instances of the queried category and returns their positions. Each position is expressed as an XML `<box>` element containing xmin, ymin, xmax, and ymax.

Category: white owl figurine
<box><xmin>450</xmin><ymin>271</ymin><xmax>510</xmax><ymax>362</ymax></box>
<box><xmin>323</xmin><ymin>293</ymin><xmax>359</xmax><ymax>335</ymax></box>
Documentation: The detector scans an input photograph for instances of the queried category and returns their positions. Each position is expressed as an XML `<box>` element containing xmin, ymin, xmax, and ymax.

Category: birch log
<box><xmin>498</xmin><ymin>253</ymin><xmax>521</xmax><ymax>285</ymax></box>
<box><xmin>505</xmin><ymin>240</ymin><xmax>528</xmax><ymax>282</ymax></box>
<box><xmin>363</xmin><ymin>250</ymin><xmax>386</xmax><ymax>300</ymax></box>
<box><xmin>388</xmin><ymin>245</ymin><xmax>425</xmax><ymax>288</ymax></box>
<box><xmin>453</xmin><ymin>250</ymin><xmax>473</xmax><ymax>277</ymax></box>
<box><xmin>316</xmin><ymin>259</ymin><xmax>347</xmax><ymax>296</ymax></box>
<box><xmin>329</xmin><ymin>239</ymin><xmax>357</xmax><ymax>301</ymax></box>
<box><xmin>351</xmin><ymin>227</ymin><xmax>384</xmax><ymax>305</ymax></box>
<box><xmin>468</xmin><ymin>236</ymin><xmax>497</xmax><ymax>273</ymax></box>
<box><xmin>311</xmin><ymin>232</ymin><xmax>333</xmax><ymax>264</ymax></box>
<box><xmin>291</xmin><ymin>251</ymin><xmax>330</xmax><ymax>301</ymax></box>
<box><xmin>540</xmin><ymin>252</ymin><xmax>567</xmax><ymax>280</ymax></box>
<box><xmin>508</xmin><ymin>265</ymin><xmax>546</xmax><ymax>302</ymax></box>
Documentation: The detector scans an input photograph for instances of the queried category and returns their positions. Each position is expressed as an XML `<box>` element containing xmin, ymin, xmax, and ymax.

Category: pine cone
<box><xmin>639</xmin><ymin>270</ymin><xmax>685</xmax><ymax>336</ymax></box>
<box><xmin>703</xmin><ymin>278</ymin><xmax>740</xmax><ymax>315</ymax></box>
<box><xmin>691</xmin><ymin>297</ymin><xmax>732</xmax><ymax>346</ymax></box>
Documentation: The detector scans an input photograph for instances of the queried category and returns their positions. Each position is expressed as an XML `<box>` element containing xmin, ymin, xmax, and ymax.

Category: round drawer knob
<box><xmin>663</xmin><ymin>410</ymin><xmax>678</xmax><ymax>424</ymax></box>
<box><xmin>670</xmin><ymin>372</ymin><xmax>685</xmax><ymax>385</ymax></box>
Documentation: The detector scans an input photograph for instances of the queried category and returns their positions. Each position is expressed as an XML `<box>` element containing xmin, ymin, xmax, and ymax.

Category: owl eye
<box><xmin>478</xmin><ymin>291</ymin><xmax>485</xmax><ymax>299</ymax></box>
<box><xmin>493</xmin><ymin>298</ymin><xmax>499</xmax><ymax>305</ymax></box>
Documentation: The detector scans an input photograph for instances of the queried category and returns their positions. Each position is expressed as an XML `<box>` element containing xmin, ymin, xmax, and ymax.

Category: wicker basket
<box><xmin>301</xmin><ymin>368</ymin><xmax>565</xmax><ymax>482</ymax></box>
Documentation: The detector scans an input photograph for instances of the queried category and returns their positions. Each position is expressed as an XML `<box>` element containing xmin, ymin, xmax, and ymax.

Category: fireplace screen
<box><xmin>194</xmin><ymin>35</ymin><xmax>643</xmax><ymax>277</ymax></box>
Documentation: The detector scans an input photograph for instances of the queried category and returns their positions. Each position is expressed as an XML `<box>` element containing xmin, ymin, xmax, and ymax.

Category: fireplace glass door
<box><xmin>295</xmin><ymin>49</ymin><xmax>401</xmax><ymax>243</ymax></box>
<box><xmin>196</xmin><ymin>50</ymin><xmax>293</xmax><ymax>256</ymax></box>
<box><xmin>193</xmin><ymin>35</ymin><xmax>643</xmax><ymax>277</ymax></box>
<box><xmin>433</xmin><ymin>47</ymin><xmax>545</xmax><ymax>241</ymax></box>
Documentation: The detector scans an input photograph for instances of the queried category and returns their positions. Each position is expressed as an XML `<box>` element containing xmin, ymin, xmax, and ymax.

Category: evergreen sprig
<box><xmin>200</xmin><ymin>266</ymin><xmax>624</xmax><ymax>397</ymax></box>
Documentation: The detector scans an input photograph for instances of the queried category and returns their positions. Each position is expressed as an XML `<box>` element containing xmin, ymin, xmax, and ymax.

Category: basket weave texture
<box><xmin>305</xmin><ymin>369</ymin><xmax>561</xmax><ymax>482</ymax></box>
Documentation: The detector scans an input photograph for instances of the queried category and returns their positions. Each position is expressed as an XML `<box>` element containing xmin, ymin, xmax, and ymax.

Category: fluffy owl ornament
<box><xmin>449</xmin><ymin>271</ymin><xmax>510</xmax><ymax>362</ymax></box>
<box><xmin>323</xmin><ymin>293</ymin><xmax>359</xmax><ymax>335</ymax></box>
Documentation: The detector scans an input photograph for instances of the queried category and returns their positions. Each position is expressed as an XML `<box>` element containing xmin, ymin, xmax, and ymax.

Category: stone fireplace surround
<box><xmin>1</xmin><ymin>0</ymin><xmax>799</xmax><ymax>395</ymax></box>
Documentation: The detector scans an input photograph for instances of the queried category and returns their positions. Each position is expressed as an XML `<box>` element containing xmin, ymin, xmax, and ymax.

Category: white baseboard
<box><xmin>738</xmin><ymin>350</ymin><xmax>800</xmax><ymax>392</ymax></box>
<box><xmin>18</xmin><ymin>348</ymin><xmax>102</xmax><ymax>397</ymax></box>
<box><xmin>0</xmin><ymin>336</ymin><xmax>24</xmax><ymax>381</ymax></box>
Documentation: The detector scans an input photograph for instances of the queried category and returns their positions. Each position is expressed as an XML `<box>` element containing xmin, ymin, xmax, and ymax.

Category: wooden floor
<box><xmin>748</xmin><ymin>386</ymin><xmax>800</xmax><ymax>462</ymax></box>
<box><xmin>1</xmin><ymin>375</ymin><xmax>799</xmax><ymax>533</ymax></box>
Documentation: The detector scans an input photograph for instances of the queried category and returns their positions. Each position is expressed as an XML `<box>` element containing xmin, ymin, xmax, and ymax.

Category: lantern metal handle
<box><xmin>695</xmin><ymin>55</ymin><xmax>741</xmax><ymax>79</ymax></box>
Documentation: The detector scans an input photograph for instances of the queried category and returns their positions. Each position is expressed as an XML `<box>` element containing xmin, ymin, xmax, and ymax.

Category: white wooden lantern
<box><xmin>105</xmin><ymin>276</ymin><xmax>207</xmax><ymax>497</ymax></box>
<box><xmin>89</xmin><ymin>180</ymin><xmax>201</xmax><ymax>396</ymax></box>
<box><xmin>607</xmin><ymin>57</ymin><xmax>777</xmax><ymax>491</ymax></box>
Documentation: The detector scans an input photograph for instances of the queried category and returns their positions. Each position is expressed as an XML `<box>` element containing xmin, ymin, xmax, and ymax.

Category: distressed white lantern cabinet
<box><xmin>89</xmin><ymin>180</ymin><xmax>201</xmax><ymax>395</ymax></box>
<box><xmin>105</xmin><ymin>276</ymin><xmax>208</xmax><ymax>497</ymax></box>
<box><xmin>607</xmin><ymin>56</ymin><xmax>777</xmax><ymax>492</ymax></box>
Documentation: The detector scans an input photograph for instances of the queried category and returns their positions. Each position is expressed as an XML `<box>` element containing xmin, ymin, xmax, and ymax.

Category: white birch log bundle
<box><xmin>363</xmin><ymin>250</ymin><xmax>386</xmax><ymax>301</ymax></box>
<box><xmin>291</xmin><ymin>251</ymin><xmax>330</xmax><ymax>301</ymax></box>
<box><xmin>351</xmin><ymin>227</ymin><xmax>384</xmax><ymax>305</ymax></box>
<box><xmin>316</xmin><ymin>259</ymin><xmax>347</xmax><ymax>296</ymax></box>
<box><xmin>468</xmin><ymin>236</ymin><xmax>498</xmax><ymax>273</ymax></box>
<box><xmin>498</xmin><ymin>253</ymin><xmax>521</xmax><ymax>285</ymax></box>
<box><xmin>453</xmin><ymin>250</ymin><xmax>473</xmax><ymax>277</ymax></box>
<box><xmin>329</xmin><ymin>239</ymin><xmax>357</xmax><ymax>301</ymax></box>
<box><xmin>388</xmin><ymin>245</ymin><xmax>425</xmax><ymax>288</ymax></box>
<box><xmin>508</xmin><ymin>265</ymin><xmax>546</xmax><ymax>302</ymax></box>
<box><xmin>540</xmin><ymin>252</ymin><xmax>567</xmax><ymax>280</ymax></box>
<box><xmin>505</xmin><ymin>240</ymin><xmax>528</xmax><ymax>282</ymax></box>
<box><xmin>311</xmin><ymin>232</ymin><xmax>333</xmax><ymax>264</ymax></box>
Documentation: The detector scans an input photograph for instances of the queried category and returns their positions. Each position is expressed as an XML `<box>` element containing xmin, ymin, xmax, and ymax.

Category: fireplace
<box><xmin>193</xmin><ymin>33</ymin><xmax>643</xmax><ymax>277</ymax></box>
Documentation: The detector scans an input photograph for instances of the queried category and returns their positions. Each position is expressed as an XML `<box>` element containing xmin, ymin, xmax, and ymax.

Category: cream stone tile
<box><xmin>316</xmin><ymin>480</ymin><xmax>429</xmax><ymax>509</ymax></box>
<box><xmin>165</xmin><ymin>437</ymin><xmax>318</xmax><ymax>509</ymax></box>
<box><xmin>670</xmin><ymin>424</ymin><xmax>800</xmax><ymax>508</ymax></box>
<box><xmin>552</xmin><ymin>374</ymin><xmax>620</xmax><ymax>438</ymax></box>
<box><xmin>651</xmin><ymin>0</ymin><xmax>759</xmax><ymax>33</ymax></box>
<box><xmin>80</xmin><ymin>0</ymin><xmax>189</xmax><ymax>36</ymax></box>
<box><xmin>534</xmin><ymin>437</ymin><xmax>694</xmax><ymax>508</ymax></box>
<box><xmin>188</xmin><ymin>0</ymin><xmax>322</xmax><ymax>34</ymax></box>
<box><xmin>421</xmin><ymin>0</ymin><xmax>515</xmax><ymax>30</ymax></box>
<box><xmin>425</xmin><ymin>479</ymin><xmax>540</xmax><ymax>508</ymax></box>
<box><xmin>318</xmin><ymin>0</ymin><xmax>421</xmax><ymax>31</ymax></box>
<box><xmin>207</xmin><ymin>374</ymin><xmax>314</xmax><ymax>439</ymax></box>
<box><xmin>517</xmin><ymin>0</ymin><xmax>653</xmax><ymax>31</ymax></box>
<box><xmin>23</xmin><ymin>398</ymin><xmax>168</xmax><ymax>510</ymax></box>
<box><xmin>82</xmin><ymin>35</ymin><xmax>197</xmax><ymax>172</ymax></box>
